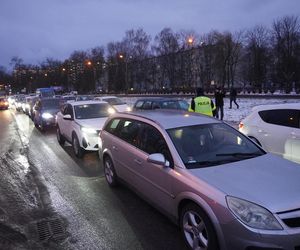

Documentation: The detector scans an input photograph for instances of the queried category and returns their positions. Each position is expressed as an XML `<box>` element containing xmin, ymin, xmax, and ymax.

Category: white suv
<box><xmin>56</xmin><ymin>100</ymin><xmax>115</xmax><ymax>158</ymax></box>
<box><xmin>239</xmin><ymin>103</ymin><xmax>300</xmax><ymax>164</ymax></box>
<box><xmin>94</xmin><ymin>96</ymin><xmax>131</xmax><ymax>112</ymax></box>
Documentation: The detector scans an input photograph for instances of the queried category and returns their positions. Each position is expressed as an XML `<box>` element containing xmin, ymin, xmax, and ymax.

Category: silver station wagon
<box><xmin>98</xmin><ymin>110</ymin><xmax>300</xmax><ymax>250</ymax></box>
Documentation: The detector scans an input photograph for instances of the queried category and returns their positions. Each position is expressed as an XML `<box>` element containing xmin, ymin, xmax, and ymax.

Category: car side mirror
<box><xmin>63</xmin><ymin>114</ymin><xmax>73</xmax><ymax>120</ymax></box>
<box><xmin>147</xmin><ymin>153</ymin><xmax>170</xmax><ymax>167</ymax></box>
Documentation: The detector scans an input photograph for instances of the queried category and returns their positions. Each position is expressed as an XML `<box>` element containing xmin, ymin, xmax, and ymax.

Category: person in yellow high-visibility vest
<box><xmin>188</xmin><ymin>88</ymin><xmax>216</xmax><ymax>116</ymax></box>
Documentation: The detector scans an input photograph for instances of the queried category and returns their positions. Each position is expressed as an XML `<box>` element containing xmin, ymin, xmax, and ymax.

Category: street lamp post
<box><xmin>119</xmin><ymin>54</ymin><xmax>129</xmax><ymax>93</ymax></box>
<box><xmin>187</xmin><ymin>37</ymin><xmax>194</xmax><ymax>89</ymax></box>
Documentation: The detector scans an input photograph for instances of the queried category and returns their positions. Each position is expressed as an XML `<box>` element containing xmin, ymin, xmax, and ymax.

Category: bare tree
<box><xmin>152</xmin><ymin>28</ymin><xmax>180</xmax><ymax>90</ymax></box>
<box><xmin>272</xmin><ymin>15</ymin><xmax>300</xmax><ymax>92</ymax></box>
<box><xmin>243</xmin><ymin>25</ymin><xmax>271</xmax><ymax>92</ymax></box>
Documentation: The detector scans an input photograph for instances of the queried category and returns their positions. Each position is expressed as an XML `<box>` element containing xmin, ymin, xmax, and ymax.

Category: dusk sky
<box><xmin>0</xmin><ymin>0</ymin><xmax>299</xmax><ymax>69</ymax></box>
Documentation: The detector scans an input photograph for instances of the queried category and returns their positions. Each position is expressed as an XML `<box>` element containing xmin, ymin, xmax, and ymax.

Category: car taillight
<box><xmin>238</xmin><ymin>122</ymin><xmax>244</xmax><ymax>129</ymax></box>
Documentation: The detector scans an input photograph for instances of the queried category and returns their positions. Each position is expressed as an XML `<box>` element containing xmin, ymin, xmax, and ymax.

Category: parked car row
<box><xmin>11</xmin><ymin>93</ymin><xmax>300</xmax><ymax>249</ymax></box>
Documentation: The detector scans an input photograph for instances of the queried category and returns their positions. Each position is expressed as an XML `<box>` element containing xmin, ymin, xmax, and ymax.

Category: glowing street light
<box><xmin>187</xmin><ymin>37</ymin><xmax>194</xmax><ymax>46</ymax></box>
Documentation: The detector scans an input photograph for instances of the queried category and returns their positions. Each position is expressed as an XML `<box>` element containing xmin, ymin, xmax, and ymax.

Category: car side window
<box><xmin>139</xmin><ymin>124</ymin><xmax>173</xmax><ymax>166</ymax></box>
<box><xmin>61</xmin><ymin>104</ymin><xmax>67</xmax><ymax>114</ymax></box>
<box><xmin>35</xmin><ymin>100</ymin><xmax>41</xmax><ymax>110</ymax></box>
<box><xmin>152</xmin><ymin>102</ymin><xmax>161</xmax><ymax>109</ymax></box>
<box><xmin>143</xmin><ymin>101</ymin><xmax>152</xmax><ymax>110</ymax></box>
<box><xmin>104</xmin><ymin>118</ymin><xmax>121</xmax><ymax>135</ymax></box>
<box><xmin>134</xmin><ymin>101</ymin><xmax>144</xmax><ymax>109</ymax></box>
<box><xmin>65</xmin><ymin>104</ymin><xmax>74</xmax><ymax>118</ymax></box>
<box><xmin>259</xmin><ymin>109</ymin><xmax>299</xmax><ymax>128</ymax></box>
<box><xmin>117</xmin><ymin>119</ymin><xmax>141</xmax><ymax>147</ymax></box>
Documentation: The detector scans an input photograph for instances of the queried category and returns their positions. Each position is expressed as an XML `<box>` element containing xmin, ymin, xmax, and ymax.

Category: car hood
<box><xmin>190</xmin><ymin>154</ymin><xmax>300</xmax><ymax>213</ymax></box>
<box><xmin>76</xmin><ymin>117</ymin><xmax>108</xmax><ymax>130</ymax></box>
<box><xmin>42</xmin><ymin>108</ymin><xmax>59</xmax><ymax>115</ymax></box>
<box><xmin>113</xmin><ymin>104</ymin><xmax>130</xmax><ymax>112</ymax></box>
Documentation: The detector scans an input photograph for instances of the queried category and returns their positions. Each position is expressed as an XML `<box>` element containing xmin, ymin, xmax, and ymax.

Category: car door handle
<box><xmin>112</xmin><ymin>146</ymin><xmax>118</xmax><ymax>151</ymax></box>
<box><xmin>134</xmin><ymin>159</ymin><xmax>142</xmax><ymax>165</ymax></box>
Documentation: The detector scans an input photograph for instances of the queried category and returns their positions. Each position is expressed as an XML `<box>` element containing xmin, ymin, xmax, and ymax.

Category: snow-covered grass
<box><xmin>122</xmin><ymin>96</ymin><xmax>300</xmax><ymax>125</ymax></box>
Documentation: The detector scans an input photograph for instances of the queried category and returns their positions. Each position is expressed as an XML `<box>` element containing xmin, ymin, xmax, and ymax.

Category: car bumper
<box><xmin>221</xmin><ymin>218</ymin><xmax>300</xmax><ymax>250</ymax></box>
<box><xmin>0</xmin><ymin>104</ymin><xmax>9</xmax><ymax>109</ymax></box>
<box><xmin>81</xmin><ymin>133</ymin><xmax>99</xmax><ymax>151</ymax></box>
<box><xmin>42</xmin><ymin>118</ymin><xmax>56</xmax><ymax>127</ymax></box>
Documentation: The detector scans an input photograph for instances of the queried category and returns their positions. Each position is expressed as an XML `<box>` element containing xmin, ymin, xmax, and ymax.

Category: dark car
<box><xmin>132</xmin><ymin>98</ymin><xmax>189</xmax><ymax>111</ymax></box>
<box><xmin>33</xmin><ymin>97</ymin><xmax>61</xmax><ymax>131</ymax></box>
<box><xmin>0</xmin><ymin>97</ymin><xmax>9</xmax><ymax>110</ymax></box>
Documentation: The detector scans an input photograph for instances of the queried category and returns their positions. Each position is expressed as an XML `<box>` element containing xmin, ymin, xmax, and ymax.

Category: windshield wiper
<box><xmin>186</xmin><ymin>159</ymin><xmax>233</xmax><ymax>168</ymax></box>
<box><xmin>216</xmin><ymin>152</ymin><xmax>262</xmax><ymax>158</ymax></box>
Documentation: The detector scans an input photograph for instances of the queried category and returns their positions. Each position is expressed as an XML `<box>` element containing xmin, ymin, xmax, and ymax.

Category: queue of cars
<box><xmin>7</xmin><ymin>93</ymin><xmax>300</xmax><ymax>249</ymax></box>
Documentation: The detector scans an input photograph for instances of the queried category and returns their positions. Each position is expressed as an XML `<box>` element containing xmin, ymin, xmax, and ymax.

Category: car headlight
<box><xmin>226</xmin><ymin>196</ymin><xmax>283</xmax><ymax>230</ymax></box>
<box><xmin>81</xmin><ymin>127</ymin><xmax>98</xmax><ymax>134</ymax></box>
<box><xmin>126</xmin><ymin>106</ymin><xmax>132</xmax><ymax>112</ymax></box>
<box><xmin>108</xmin><ymin>107</ymin><xmax>116</xmax><ymax>114</ymax></box>
<box><xmin>42</xmin><ymin>113</ymin><xmax>54</xmax><ymax>119</ymax></box>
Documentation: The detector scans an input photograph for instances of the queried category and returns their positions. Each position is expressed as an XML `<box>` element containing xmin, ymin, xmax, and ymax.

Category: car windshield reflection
<box><xmin>104</xmin><ymin>98</ymin><xmax>126</xmax><ymax>105</ymax></box>
<box><xmin>167</xmin><ymin>123</ymin><xmax>265</xmax><ymax>169</ymax></box>
<box><xmin>74</xmin><ymin>103</ymin><xmax>111</xmax><ymax>119</ymax></box>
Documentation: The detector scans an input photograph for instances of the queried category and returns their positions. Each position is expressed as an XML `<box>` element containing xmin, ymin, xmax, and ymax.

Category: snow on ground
<box><xmin>122</xmin><ymin>96</ymin><xmax>300</xmax><ymax>125</ymax></box>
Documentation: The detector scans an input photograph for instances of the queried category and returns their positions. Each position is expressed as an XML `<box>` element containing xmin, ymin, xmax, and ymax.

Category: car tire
<box><xmin>39</xmin><ymin>121</ymin><xmax>45</xmax><ymax>132</ymax></box>
<box><xmin>72</xmin><ymin>134</ymin><xmax>84</xmax><ymax>158</ymax></box>
<box><xmin>103</xmin><ymin>156</ymin><xmax>118</xmax><ymax>187</ymax></box>
<box><xmin>56</xmin><ymin>126</ymin><xmax>65</xmax><ymax>146</ymax></box>
<box><xmin>34</xmin><ymin>116</ymin><xmax>39</xmax><ymax>128</ymax></box>
<box><xmin>180</xmin><ymin>203</ymin><xmax>218</xmax><ymax>250</ymax></box>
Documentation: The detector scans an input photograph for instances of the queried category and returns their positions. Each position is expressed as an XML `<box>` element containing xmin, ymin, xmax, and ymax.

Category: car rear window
<box><xmin>258</xmin><ymin>109</ymin><xmax>300</xmax><ymax>128</ymax></box>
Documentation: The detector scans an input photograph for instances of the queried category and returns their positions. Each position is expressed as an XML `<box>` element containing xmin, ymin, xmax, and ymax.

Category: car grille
<box><xmin>282</xmin><ymin>217</ymin><xmax>300</xmax><ymax>228</ymax></box>
<box><xmin>277</xmin><ymin>208</ymin><xmax>300</xmax><ymax>228</ymax></box>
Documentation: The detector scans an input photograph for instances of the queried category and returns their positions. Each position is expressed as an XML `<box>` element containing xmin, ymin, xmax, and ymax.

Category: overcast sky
<box><xmin>0</xmin><ymin>0</ymin><xmax>299</xmax><ymax>68</ymax></box>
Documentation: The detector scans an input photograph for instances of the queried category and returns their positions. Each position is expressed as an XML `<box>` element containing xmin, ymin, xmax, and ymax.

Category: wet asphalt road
<box><xmin>0</xmin><ymin>108</ymin><xmax>188</xmax><ymax>250</ymax></box>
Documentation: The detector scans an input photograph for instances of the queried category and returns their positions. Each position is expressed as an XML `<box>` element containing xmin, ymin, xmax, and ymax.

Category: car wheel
<box><xmin>56</xmin><ymin>126</ymin><xmax>65</xmax><ymax>146</ymax></box>
<box><xmin>180</xmin><ymin>203</ymin><xmax>218</xmax><ymax>250</ymax></box>
<box><xmin>72</xmin><ymin>134</ymin><xmax>84</xmax><ymax>158</ymax></box>
<box><xmin>34</xmin><ymin>116</ymin><xmax>39</xmax><ymax>128</ymax></box>
<box><xmin>103</xmin><ymin>156</ymin><xmax>118</xmax><ymax>187</ymax></box>
<box><xmin>39</xmin><ymin>121</ymin><xmax>45</xmax><ymax>132</ymax></box>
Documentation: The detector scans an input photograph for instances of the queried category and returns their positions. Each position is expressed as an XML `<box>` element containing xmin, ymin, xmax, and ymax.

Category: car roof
<box><xmin>252</xmin><ymin>102</ymin><xmax>300</xmax><ymax>112</ymax></box>
<box><xmin>135</xmin><ymin>97</ymin><xmax>185</xmax><ymax>102</ymax></box>
<box><xmin>69</xmin><ymin>100</ymin><xmax>109</xmax><ymax>106</ymax></box>
<box><xmin>111</xmin><ymin>110</ymin><xmax>220</xmax><ymax>129</ymax></box>
<box><xmin>99</xmin><ymin>96</ymin><xmax>118</xmax><ymax>99</ymax></box>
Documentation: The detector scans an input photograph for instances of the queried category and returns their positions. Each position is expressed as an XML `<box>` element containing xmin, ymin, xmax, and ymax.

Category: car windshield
<box><xmin>74</xmin><ymin>103</ymin><xmax>111</xmax><ymax>119</ymax></box>
<box><xmin>167</xmin><ymin>123</ymin><xmax>265</xmax><ymax>169</ymax></box>
<box><xmin>76</xmin><ymin>95</ymin><xmax>94</xmax><ymax>101</ymax></box>
<box><xmin>178</xmin><ymin>100</ymin><xmax>189</xmax><ymax>110</ymax></box>
<box><xmin>104</xmin><ymin>98</ymin><xmax>125</xmax><ymax>105</ymax></box>
<box><xmin>42</xmin><ymin>99</ymin><xmax>60</xmax><ymax>109</ymax></box>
